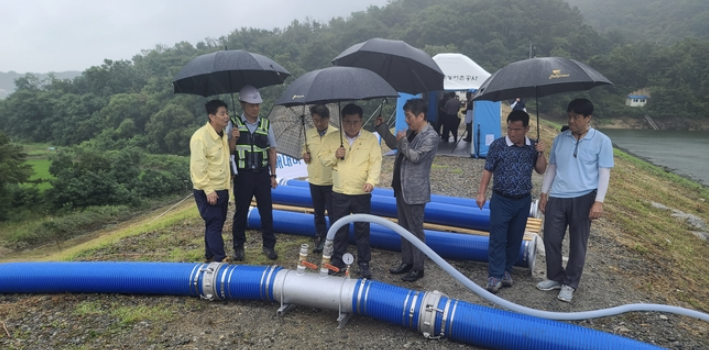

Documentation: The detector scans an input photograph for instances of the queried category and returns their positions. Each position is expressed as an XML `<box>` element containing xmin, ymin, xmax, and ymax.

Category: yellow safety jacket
<box><xmin>303</xmin><ymin>126</ymin><xmax>339</xmax><ymax>186</ymax></box>
<box><xmin>317</xmin><ymin>130</ymin><xmax>382</xmax><ymax>196</ymax></box>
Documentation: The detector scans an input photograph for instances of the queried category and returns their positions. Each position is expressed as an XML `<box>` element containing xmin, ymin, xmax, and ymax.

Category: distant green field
<box><xmin>22</xmin><ymin>143</ymin><xmax>57</xmax><ymax>157</ymax></box>
<box><xmin>23</xmin><ymin>158</ymin><xmax>54</xmax><ymax>191</ymax></box>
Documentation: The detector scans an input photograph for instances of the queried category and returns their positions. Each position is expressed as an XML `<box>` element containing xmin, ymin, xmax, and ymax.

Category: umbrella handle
<box><xmin>338</xmin><ymin>102</ymin><xmax>345</xmax><ymax>160</ymax></box>
<box><xmin>301</xmin><ymin>113</ymin><xmax>309</xmax><ymax>155</ymax></box>
<box><xmin>535</xmin><ymin>89</ymin><xmax>540</xmax><ymax>141</ymax></box>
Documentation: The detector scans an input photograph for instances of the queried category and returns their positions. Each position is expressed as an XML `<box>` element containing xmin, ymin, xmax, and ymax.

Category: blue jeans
<box><xmin>194</xmin><ymin>189</ymin><xmax>229</xmax><ymax>261</ymax></box>
<box><xmin>488</xmin><ymin>193</ymin><xmax>531</xmax><ymax>279</ymax></box>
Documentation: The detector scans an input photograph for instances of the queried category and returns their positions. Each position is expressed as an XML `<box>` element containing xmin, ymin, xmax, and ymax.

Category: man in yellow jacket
<box><xmin>302</xmin><ymin>105</ymin><xmax>338</xmax><ymax>253</ymax></box>
<box><xmin>190</xmin><ymin>99</ymin><xmax>238</xmax><ymax>263</ymax></box>
<box><xmin>318</xmin><ymin>103</ymin><xmax>382</xmax><ymax>279</ymax></box>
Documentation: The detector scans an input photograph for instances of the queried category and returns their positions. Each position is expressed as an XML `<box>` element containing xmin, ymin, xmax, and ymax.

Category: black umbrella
<box><xmin>473</xmin><ymin>57</ymin><xmax>612</xmax><ymax>139</ymax></box>
<box><xmin>172</xmin><ymin>50</ymin><xmax>291</xmax><ymax>98</ymax></box>
<box><xmin>332</xmin><ymin>37</ymin><xmax>444</xmax><ymax>94</ymax></box>
<box><xmin>275</xmin><ymin>66</ymin><xmax>398</xmax><ymax>151</ymax></box>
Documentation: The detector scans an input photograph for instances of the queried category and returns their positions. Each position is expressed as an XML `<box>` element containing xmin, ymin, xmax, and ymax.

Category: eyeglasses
<box><xmin>574</xmin><ymin>140</ymin><xmax>580</xmax><ymax>158</ymax></box>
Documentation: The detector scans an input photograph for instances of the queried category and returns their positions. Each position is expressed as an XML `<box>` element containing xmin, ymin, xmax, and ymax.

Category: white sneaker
<box><xmin>536</xmin><ymin>279</ymin><xmax>562</xmax><ymax>291</ymax></box>
<box><xmin>557</xmin><ymin>285</ymin><xmax>575</xmax><ymax>302</ymax></box>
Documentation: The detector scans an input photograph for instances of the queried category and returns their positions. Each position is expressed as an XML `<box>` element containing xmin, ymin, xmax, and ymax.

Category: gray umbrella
<box><xmin>267</xmin><ymin>103</ymin><xmax>340</xmax><ymax>160</ymax></box>
<box><xmin>275</xmin><ymin>66</ymin><xmax>398</xmax><ymax>151</ymax></box>
<box><xmin>332</xmin><ymin>37</ymin><xmax>444</xmax><ymax>94</ymax></box>
<box><xmin>172</xmin><ymin>50</ymin><xmax>291</xmax><ymax>97</ymax></box>
<box><xmin>473</xmin><ymin>57</ymin><xmax>612</xmax><ymax>138</ymax></box>
<box><xmin>275</xmin><ymin>66</ymin><xmax>398</xmax><ymax>106</ymax></box>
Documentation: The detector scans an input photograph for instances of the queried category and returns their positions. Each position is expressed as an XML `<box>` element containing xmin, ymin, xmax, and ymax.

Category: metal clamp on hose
<box><xmin>419</xmin><ymin>290</ymin><xmax>446</xmax><ymax>339</ymax></box>
<box><xmin>200</xmin><ymin>262</ymin><xmax>226</xmax><ymax>301</ymax></box>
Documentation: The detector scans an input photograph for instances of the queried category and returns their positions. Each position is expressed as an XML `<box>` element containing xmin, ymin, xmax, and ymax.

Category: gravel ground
<box><xmin>2</xmin><ymin>152</ymin><xmax>709</xmax><ymax>350</ymax></box>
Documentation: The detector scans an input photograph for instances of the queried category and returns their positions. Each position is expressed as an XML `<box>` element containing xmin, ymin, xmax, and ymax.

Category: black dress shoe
<box><xmin>358</xmin><ymin>262</ymin><xmax>372</xmax><ymax>279</ymax></box>
<box><xmin>313</xmin><ymin>237</ymin><xmax>326</xmax><ymax>253</ymax></box>
<box><xmin>389</xmin><ymin>263</ymin><xmax>413</xmax><ymax>275</ymax></box>
<box><xmin>401</xmin><ymin>269</ymin><xmax>424</xmax><ymax>282</ymax></box>
<box><xmin>262</xmin><ymin>246</ymin><xmax>278</xmax><ymax>260</ymax></box>
<box><xmin>233</xmin><ymin>245</ymin><xmax>245</xmax><ymax>261</ymax></box>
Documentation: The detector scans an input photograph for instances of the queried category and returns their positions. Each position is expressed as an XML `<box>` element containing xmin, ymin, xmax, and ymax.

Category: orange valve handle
<box><xmin>324</xmin><ymin>264</ymin><xmax>340</xmax><ymax>272</ymax></box>
<box><xmin>302</xmin><ymin>261</ymin><xmax>318</xmax><ymax>270</ymax></box>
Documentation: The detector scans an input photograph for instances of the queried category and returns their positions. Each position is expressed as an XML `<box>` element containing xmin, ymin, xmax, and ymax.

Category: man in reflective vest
<box><xmin>230</xmin><ymin>85</ymin><xmax>279</xmax><ymax>261</ymax></box>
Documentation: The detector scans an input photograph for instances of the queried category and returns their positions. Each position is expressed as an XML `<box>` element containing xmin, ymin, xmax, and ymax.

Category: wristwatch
<box><xmin>270</xmin><ymin>174</ymin><xmax>277</xmax><ymax>178</ymax></box>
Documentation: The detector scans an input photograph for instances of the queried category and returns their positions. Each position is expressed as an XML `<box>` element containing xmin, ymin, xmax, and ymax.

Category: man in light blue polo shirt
<box><xmin>537</xmin><ymin>98</ymin><xmax>613</xmax><ymax>302</ymax></box>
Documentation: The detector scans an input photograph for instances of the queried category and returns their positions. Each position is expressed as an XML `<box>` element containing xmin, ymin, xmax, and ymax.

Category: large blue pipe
<box><xmin>254</xmin><ymin>209</ymin><xmax>533</xmax><ymax>268</ymax></box>
<box><xmin>271</xmin><ymin>184</ymin><xmax>492</xmax><ymax>231</ymax></box>
<box><xmin>0</xmin><ymin>261</ymin><xmax>281</xmax><ymax>301</ymax></box>
<box><xmin>281</xmin><ymin>178</ymin><xmax>489</xmax><ymax>209</ymax></box>
<box><xmin>0</xmin><ymin>262</ymin><xmax>661</xmax><ymax>350</ymax></box>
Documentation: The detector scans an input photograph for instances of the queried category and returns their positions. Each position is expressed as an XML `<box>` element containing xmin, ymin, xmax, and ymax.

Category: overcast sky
<box><xmin>0</xmin><ymin>0</ymin><xmax>392</xmax><ymax>73</ymax></box>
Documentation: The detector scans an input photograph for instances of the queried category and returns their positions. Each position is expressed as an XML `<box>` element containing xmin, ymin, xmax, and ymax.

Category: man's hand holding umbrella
<box><xmin>336</xmin><ymin>147</ymin><xmax>346</xmax><ymax>160</ymax></box>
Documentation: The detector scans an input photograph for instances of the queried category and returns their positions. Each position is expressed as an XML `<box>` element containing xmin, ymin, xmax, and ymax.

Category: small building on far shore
<box><xmin>625</xmin><ymin>88</ymin><xmax>650</xmax><ymax>107</ymax></box>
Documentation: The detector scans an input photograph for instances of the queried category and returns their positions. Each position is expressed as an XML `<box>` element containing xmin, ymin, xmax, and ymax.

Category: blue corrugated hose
<box><xmin>249</xmin><ymin>209</ymin><xmax>529</xmax><ymax>267</ymax></box>
<box><xmin>0</xmin><ymin>261</ymin><xmax>665</xmax><ymax>349</ymax></box>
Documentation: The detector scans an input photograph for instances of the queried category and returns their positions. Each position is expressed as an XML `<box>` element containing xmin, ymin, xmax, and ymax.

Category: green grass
<box><xmin>603</xmin><ymin>146</ymin><xmax>709</xmax><ymax>311</ymax></box>
<box><xmin>74</xmin><ymin>301</ymin><xmax>105</xmax><ymax>317</ymax></box>
<box><xmin>73</xmin><ymin>300</ymin><xmax>175</xmax><ymax>331</ymax></box>
<box><xmin>21</xmin><ymin>142</ymin><xmax>57</xmax><ymax>157</ymax></box>
<box><xmin>23</xmin><ymin>158</ymin><xmax>54</xmax><ymax>191</ymax></box>
<box><xmin>111</xmin><ymin>304</ymin><xmax>176</xmax><ymax>325</ymax></box>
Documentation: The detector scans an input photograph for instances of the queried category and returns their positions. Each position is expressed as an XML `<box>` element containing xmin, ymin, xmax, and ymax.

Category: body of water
<box><xmin>598</xmin><ymin>129</ymin><xmax>709</xmax><ymax>186</ymax></box>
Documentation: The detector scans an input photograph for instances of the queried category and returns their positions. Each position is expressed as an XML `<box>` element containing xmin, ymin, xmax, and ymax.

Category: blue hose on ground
<box><xmin>251</xmin><ymin>209</ymin><xmax>531</xmax><ymax>268</ymax></box>
<box><xmin>0</xmin><ymin>262</ymin><xmax>282</xmax><ymax>302</ymax></box>
<box><xmin>437</xmin><ymin>296</ymin><xmax>655</xmax><ymax>349</ymax></box>
<box><xmin>271</xmin><ymin>184</ymin><xmax>492</xmax><ymax>231</ymax></box>
<box><xmin>327</xmin><ymin>214</ymin><xmax>709</xmax><ymax>323</ymax></box>
<box><xmin>0</xmin><ymin>261</ymin><xmax>662</xmax><ymax>350</ymax></box>
<box><xmin>281</xmin><ymin>178</ymin><xmax>489</xmax><ymax>209</ymax></box>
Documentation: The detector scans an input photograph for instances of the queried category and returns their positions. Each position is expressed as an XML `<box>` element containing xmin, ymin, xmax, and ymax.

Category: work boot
<box><xmin>358</xmin><ymin>262</ymin><xmax>372</xmax><ymax>279</ymax></box>
<box><xmin>401</xmin><ymin>269</ymin><xmax>424</xmax><ymax>282</ymax></box>
<box><xmin>233</xmin><ymin>245</ymin><xmax>245</xmax><ymax>261</ymax></box>
<box><xmin>262</xmin><ymin>246</ymin><xmax>278</xmax><ymax>260</ymax></box>
<box><xmin>313</xmin><ymin>237</ymin><xmax>326</xmax><ymax>253</ymax></box>
<box><xmin>389</xmin><ymin>263</ymin><xmax>413</xmax><ymax>275</ymax></box>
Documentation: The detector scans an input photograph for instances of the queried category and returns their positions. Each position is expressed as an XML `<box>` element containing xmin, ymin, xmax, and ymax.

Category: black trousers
<box><xmin>442</xmin><ymin>113</ymin><xmax>459</xmax><ymax>141</ymax></box>
<box><xmin>437</xmin><ymin>114</ymin><xmax>448</xmax><ymax>137</ymax></box>
<box><xmin>309</xmin><ymin>183</ymin><xmax>333</xmax><ymax>239</ymax></box>
<box><xmin>330</xmin><ymin>192</ymin><xmax>372</xmax><ymax>267</ymax></box>
<box><xmin>232</xmin><ymin>170</ymin><xmax>276</xmax><ymax>249</ymax></box>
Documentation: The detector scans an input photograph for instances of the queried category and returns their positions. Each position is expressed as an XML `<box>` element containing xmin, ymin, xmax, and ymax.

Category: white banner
<box><xmin>433</xmin><ymin>53</ymin><xmax>491</xmax><ymax>91</ymax></box>
<box><xmin>275</xmin><ymin>153</ymin><xmax>308</xmax><ymax>182</ymax></box>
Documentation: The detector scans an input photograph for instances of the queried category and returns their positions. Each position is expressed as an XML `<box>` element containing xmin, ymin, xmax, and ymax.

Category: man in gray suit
<box><xmin>375</xmin><ymin>98</ymin><xmax>439</xmax><ymax>282</ymax></box>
